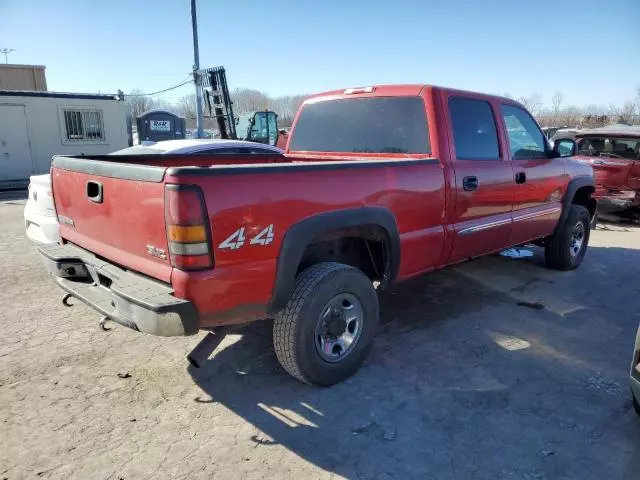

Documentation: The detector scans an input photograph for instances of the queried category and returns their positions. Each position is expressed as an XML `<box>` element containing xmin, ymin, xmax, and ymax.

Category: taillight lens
<box><xmin>165</xmin><ymin>185</ymin><xmax>212</xmax><ymax>270</ymax></box>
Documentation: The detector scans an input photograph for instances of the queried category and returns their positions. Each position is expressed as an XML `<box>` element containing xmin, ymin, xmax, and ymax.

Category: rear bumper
<box><xmin>594</xmin><ymin>190</ymin><xmax>638</xmax><ymax>213</ymax></box>
<box><xmin>38</xmin><ymin>243</ymin><xmax>199</xmax><ymax>336</ymax></box>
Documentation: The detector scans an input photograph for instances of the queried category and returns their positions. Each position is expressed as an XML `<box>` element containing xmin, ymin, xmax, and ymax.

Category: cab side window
<box><xmin>449</xmin><ymin>97</ymin><xmax>500</xmax><ymax>160</ymax></box>
<box><xmin>501</xmin><ymin>105</ymin><xmax>547</xmax><ymax>160</ymax></box>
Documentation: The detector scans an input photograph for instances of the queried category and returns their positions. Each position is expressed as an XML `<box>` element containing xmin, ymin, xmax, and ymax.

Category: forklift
<box><xmin>202</xmin><ymin>66</ymin><xmax>284</xmax><ymax>147</ymax></box>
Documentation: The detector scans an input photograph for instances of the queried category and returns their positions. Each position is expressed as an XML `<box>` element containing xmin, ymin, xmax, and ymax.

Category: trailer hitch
<box><xmin>61</xmin><ymin>294</ymin><xmax>112</xmax><ymax>331</ymax></box>
<box><xmin>62</xmin><ymin>293</ymin><xmax>74</xmax><ymax>307</ymax></box>
<box><xmin>99</xmin><ymin>316</ymin><xmax>112</xmax><ymax>331</ymax></box>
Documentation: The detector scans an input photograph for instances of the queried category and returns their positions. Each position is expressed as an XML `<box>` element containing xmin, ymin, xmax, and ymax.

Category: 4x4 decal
<box><xmin>218</xmin><ymin>225</ymin><xmax>274</xmax><ymax>250</ymax></box>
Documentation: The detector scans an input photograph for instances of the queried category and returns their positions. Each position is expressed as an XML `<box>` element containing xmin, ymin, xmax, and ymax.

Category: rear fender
<box><xmin>268</xmin><ymin>207</ymin><xmax>400</xmax><ymax>312</ymax></box>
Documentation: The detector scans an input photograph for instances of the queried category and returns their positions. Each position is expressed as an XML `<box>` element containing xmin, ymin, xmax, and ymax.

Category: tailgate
<box><xmin>589</xmin><ymin>157</ymin><xmax>634</xmax><ymax>190</ymax></box>
<box><xmin>51</xmin><ymin>156</ymin><xmax>172</xmax><ymax>283</ymax></box>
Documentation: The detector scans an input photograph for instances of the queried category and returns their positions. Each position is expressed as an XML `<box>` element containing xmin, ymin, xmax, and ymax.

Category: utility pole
<box><xmin>1</xmin><ymin>48</ymin><xmax>15</xmax><ymax>64</ymax></box>
<box><xmin>190</xmin><ymin>0</ymin><xmax>204</xmax><ymax>139</ymax></box>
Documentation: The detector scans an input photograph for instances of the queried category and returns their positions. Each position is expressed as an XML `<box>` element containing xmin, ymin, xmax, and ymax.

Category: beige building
<box><xmin>0</xmin><ymin>90</ymin><xmax>130</xmax><ymax>185</ymax></box>
<box><xmin>0</xmin><ymin>64</ymin><xmax>47</xmax><ymax>91</ymax></box>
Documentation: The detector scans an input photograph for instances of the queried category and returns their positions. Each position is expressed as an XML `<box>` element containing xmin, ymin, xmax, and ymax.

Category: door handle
<box><xmin>463</xmin><ymin>176</ymin><xmax>478</xmax><ymax>191</ymax></box>
<box><xmin>86</xmin><ymin>181</ymin><xmax>103</xmax><ymax>203</ymax></box>
<box><xmin>515</xmin><ymin>172</ymin><xmax>527</xmax><ymax>184</ymax></box>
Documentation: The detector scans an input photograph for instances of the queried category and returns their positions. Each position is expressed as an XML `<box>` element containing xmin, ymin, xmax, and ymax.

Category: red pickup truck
<box><xmin>39</xmin><ymin>85</ymin><xmax>596</xmax><ymax>385</ymax></box>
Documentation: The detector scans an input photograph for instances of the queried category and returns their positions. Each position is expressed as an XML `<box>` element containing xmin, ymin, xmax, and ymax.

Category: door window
<box><xmin>250</xmin><ymin>112</ymin><xmax>278</xmax><ymax>145</ymax></box>
<box><xmin>449</xmin><ymin>97</ymin><xmax>500</xmax><ymax>160</ymax></box>
<box><xmin>501</xmin><ymin>105</ymin><xmax>546</xmax><ymax>159</ymax></box>
<box><xmin>266</xmin><ymin>112</ymin><xmax>278</xmax><ymax>146</ymax></box>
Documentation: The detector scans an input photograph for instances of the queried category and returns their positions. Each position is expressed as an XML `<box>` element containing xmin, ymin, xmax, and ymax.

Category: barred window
<box><xmin>63</xmin><ymin>109</ymin><xmax>104</xmax><ymax>141</ymax></box>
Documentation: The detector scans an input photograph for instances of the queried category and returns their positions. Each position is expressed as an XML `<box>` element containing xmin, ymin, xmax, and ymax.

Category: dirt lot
<box><xmin>1</xmin><ymin>192</ymin><xmax>639</xmax><ymax>480</ymax></box>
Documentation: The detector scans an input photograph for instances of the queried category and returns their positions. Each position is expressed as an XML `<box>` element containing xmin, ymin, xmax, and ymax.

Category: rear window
<box><xmin>289</xmin><ymin>97</ymin><xmax>430</xmax><ymax>154</ymax></box>
<box><xmin>576</xmin><ymin>136</ymin><xmax>640</xmax><ymax>159</ymax></box>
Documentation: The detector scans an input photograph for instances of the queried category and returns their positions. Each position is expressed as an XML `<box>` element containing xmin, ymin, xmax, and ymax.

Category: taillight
<box><xmin>165</xmin><ymin>185</ymin><xmax>212</xmax><ymax>270</ymax></box>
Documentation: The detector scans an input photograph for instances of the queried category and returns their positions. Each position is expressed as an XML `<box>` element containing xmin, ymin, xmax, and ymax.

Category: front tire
<box><xmin>273</xmin><ymin>262</ymin><xmax>378</xmax><ymax>386</ymax></box>
<box><xmin>545</xmin><ymin>205</ymin><xmax>591</xmax><ymax>271</ymax></box>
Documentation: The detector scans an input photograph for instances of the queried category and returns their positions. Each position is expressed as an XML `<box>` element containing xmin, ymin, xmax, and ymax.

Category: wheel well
<box><xmin>572</xmin><ymin>186</ymin><xmax>596</xmax><ymax>219</ymax></box>
<box><xmin>298</xmin><ymin>225</ymin><xmax>391</xmax><ymax>289</ymax></box>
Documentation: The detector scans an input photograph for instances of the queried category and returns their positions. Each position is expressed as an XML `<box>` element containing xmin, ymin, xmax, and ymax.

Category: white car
<box><xmin>24</xmin><ymin>139</ymin><xmax>284</xmax><ymax>245</ymax></box>
<box><xmin>24</xmin><ymin>174</ymin><xmax>60</xmax><ymax>245</ymax></box>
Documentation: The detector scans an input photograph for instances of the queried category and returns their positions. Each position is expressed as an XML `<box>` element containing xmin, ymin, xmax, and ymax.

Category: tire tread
<box><xmin>273</xmin><ymin>262</ymin><xmax>354</xmax><ymax>384</ymax></box>
<box><xmin>545</xmin><ymin>204</ymin><xmax>590</xmax><ymax>271</ymax></box>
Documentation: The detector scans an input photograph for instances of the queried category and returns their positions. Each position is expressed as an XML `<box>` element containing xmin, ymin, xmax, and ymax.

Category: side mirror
<box><xmin>553</xmin><ymin>139</ymin><xmax>576</xmax><ymax>158</ymax></box>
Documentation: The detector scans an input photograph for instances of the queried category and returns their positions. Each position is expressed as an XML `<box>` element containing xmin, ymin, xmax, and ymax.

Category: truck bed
<box><xmin>51</xmin><ymin>153</ymin><xmax>445</xmax><ymax>324</ymax></box>
<box><xmin>51</xmin><ymin>153</ymin><xmax>288</xmax><ymax>281</ymax></box>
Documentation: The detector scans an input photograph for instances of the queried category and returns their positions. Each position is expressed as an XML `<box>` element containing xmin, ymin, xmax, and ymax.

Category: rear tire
<box><xmin>545</xmin><ymin>205</ymin><xmax>591</xmax><ymax>271</ymax></box>
<box><xmin>273</xmin><ymin>262</ymin><xmax>378</xmax><ymax>386</ymax></box>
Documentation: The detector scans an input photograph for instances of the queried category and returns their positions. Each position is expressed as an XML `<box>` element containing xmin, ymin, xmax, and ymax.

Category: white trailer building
<box><xmin>0</xmin><ymin>90</ymin><xmax>129</xmax><ymax>186</ymax></box>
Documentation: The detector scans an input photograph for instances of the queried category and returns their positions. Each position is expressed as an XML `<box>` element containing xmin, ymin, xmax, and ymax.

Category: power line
<box><xmin>125</xmin><ymin>77</ymin><xmax>192</xmax><ymax>97</ymax></box>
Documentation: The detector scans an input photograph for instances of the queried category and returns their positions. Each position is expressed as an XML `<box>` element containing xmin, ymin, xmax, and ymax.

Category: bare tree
<box><xmin>551</xmin><ymin>92</ymin><xmax>563</xmax><ymax>123</ymax></box>
<box><xmin>152</xmin><ymin>98</ymin><xmax>176</xmax><ymax>113</ymax></box>
<box><xmin>608</xmin><ymin>101</ymin><xmax>637</xmax><ymax>125</ymax></box>
<box><xmin>231</xmin><ymin>88</ymin><xmax>270</xmax><ymax>114</ymax></box>
<box><xmin>171</xmin><ymin>89</ymin><xmax>307</xmax><ymax>132</ymax></box>
<box><xmin>517</xmin><ymin>93</ymin><xmax>543</xmax><ymax>116</ymax></box>
<box><xmin>553</xmin><ymin>106</ymin><xmax>582</xmax><ymax>128</ymax></box>
<box><xmin>269</xmin><ymin>94</ymin><xmax>307</xmax><ymax>126</ymax></box>
<box><xmin>125</xmin><ymin>89</ymin><xmax>155</xmax><ymax>120</ymax></box>
<box><xmin>176</xmin><ymin>93</ymin><xmax>197</xmax><ymax>120</ymax></box>
<box><xmin>620</xmin><ymin>101</ymin><xmax>637</xmax><ymax>124</ymax></box>
<box><xmin>583</xmin><ymin>104</ymin><xmax>608</xmax><ymax>116</ymax></box>
<box><xmin>536</xmin><ymin>94</ymin><xmax>640</xmax><ymax>129</ymax></box>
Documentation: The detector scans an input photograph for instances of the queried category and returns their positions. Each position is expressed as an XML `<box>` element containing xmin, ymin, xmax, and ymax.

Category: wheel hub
<box><xmin>570</xmin><ymin>222</ymin><xmax>585</xmax><ymax>258</ymax></box>
<box><xmin>325</xmin><ymin>310</ymin><xmax>347</xmax><ymax>337</ymax></box>
<box><xmin>315</xmin><ymin>293</ymin><xmax>364</xmax><ymax>363</ymax></box>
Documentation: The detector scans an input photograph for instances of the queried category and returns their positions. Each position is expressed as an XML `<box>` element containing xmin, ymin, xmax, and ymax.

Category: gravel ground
<box><xmin>1</xmin><ymin>193</ymin><xmax>639</xmax><ymax>479</ymax></box>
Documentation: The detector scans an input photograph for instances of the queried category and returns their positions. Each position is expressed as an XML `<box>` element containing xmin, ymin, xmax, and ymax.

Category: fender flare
<box><xmin>268</xmin><ymin>207</ymin><xmax>400</xmax><ymax>312</ymax></box>
<box><xmin>555</xmin><ymin>176</ymin><xmax>596</xmax><ymax>233</ymax></box>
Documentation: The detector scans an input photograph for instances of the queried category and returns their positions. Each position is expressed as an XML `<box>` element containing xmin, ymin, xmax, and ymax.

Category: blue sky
<box><xmin>2</xmin><ymin>0</ymin><xmax>639</xmax><ymax>108</ymax></box>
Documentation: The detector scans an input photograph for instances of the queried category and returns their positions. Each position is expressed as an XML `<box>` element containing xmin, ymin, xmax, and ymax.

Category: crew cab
<box><xmin>571</xmin><ymin>126</ymin><xmax>640</xmax><ymax>214</ymax></box>
<box><xmin>38</xmin><ymin>85</ymin><xmax>596</xmax><ymax>385</ymax></box>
